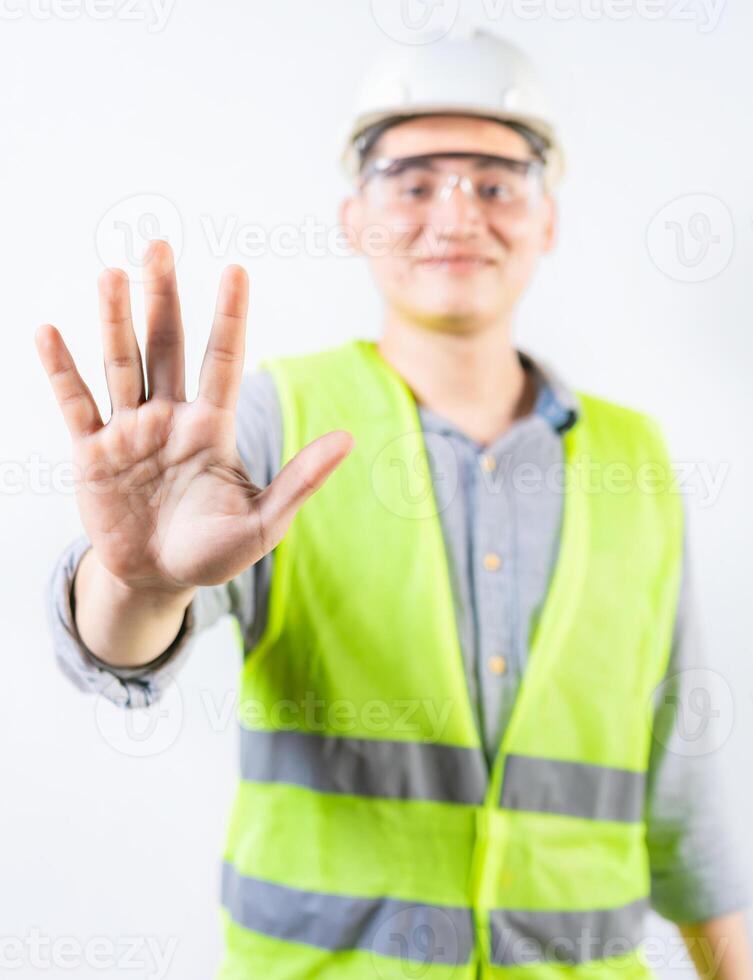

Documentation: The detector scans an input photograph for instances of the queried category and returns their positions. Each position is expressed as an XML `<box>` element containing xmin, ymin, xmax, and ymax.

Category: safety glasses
<box><xmin>358</xmin><ymin>151</ymin><xmax>546</xmax><ymax>218</ymax></box>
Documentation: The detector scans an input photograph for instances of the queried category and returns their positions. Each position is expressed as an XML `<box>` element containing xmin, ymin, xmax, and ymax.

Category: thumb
<box><xmin>253</xmin><ymin>429</ymin><xmax>354</xmax><ymax>552</ymax></box>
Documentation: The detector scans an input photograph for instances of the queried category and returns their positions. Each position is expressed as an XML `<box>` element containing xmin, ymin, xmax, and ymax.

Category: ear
<box><xmin>540</xmin><ymin>193</ymin><xmax>557</xmax><ymax>253</ymax></box>
<box><xmin>339</xmin><ymin>194</ymin><xmax>365</xmax><ymax>256</ymax></box>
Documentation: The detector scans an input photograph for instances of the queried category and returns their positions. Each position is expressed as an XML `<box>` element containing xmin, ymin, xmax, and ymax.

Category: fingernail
<box><xmin>142</xmin><ymin>239</ymin><xmax>159</xmax><ymax>263</ymax></box>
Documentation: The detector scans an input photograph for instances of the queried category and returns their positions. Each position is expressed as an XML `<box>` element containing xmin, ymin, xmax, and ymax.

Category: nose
<box><xmin>429</xmin><ymin>177</ymin><xmax>486</xmax><ymax>232</ymax></box>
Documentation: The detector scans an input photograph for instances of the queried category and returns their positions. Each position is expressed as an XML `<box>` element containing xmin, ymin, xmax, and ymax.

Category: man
<box><xmin>38</xmin><ymin>29</ymin><xmax>751</xmax><ymax>980</ymax></box>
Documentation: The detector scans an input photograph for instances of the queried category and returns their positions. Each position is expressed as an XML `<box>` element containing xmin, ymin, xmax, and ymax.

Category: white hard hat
<box><xmin>339</xmin><ymin>29</ymin><xmax>565</xmax><ymax>192</ymax></box>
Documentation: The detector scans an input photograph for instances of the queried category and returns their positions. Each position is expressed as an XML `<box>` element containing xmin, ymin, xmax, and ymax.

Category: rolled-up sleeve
<box><xmin>45</xmin><ymin>530</ymin><xmax>240</xmax><ymax>709</ymax></box>
<box><xmin>44</xmin><ymin>368</ymin><xmax>282</xmax><ymax>710</ymax></box>
<box><xmin>645</xmin><ymin>494</ymin><xmax>752</xmax><ymax>923</ymax></box>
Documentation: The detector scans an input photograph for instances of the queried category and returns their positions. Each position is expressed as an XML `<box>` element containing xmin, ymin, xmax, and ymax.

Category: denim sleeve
<box><xmin>645</xmin><ymin>492</ymin><xmax>752</xmax><ymax>923</ymax></box>
<box><xmin>44</xmin><ymin>368</ymin><xmax>283</xmax><ymax>710</ymax></box>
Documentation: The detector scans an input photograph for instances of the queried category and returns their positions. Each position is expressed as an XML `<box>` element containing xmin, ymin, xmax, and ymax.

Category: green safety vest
<box><xmin>215</xmin><ymin>338</ymin><xmax>683</xmax><ymax>979</ymax></box>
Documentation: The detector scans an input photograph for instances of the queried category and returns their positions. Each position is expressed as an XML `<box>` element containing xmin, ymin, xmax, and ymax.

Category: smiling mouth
<box><xmin>416</xmin><ymin>256</ymin><xmax>496</xmax><ymax>271</ymax></box>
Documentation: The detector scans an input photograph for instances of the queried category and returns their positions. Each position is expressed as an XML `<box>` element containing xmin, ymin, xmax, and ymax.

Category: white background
<box><xmin>1</xmin><ymin>0</ymin><xmax>751</xmax><ymax>977</ymax></box>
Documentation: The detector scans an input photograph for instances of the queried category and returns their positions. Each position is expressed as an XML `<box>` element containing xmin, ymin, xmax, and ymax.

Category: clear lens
<box><xmin>363</xmin><ymin>153</ymin><xmax>544</xmax><ymax>217</ymax></box>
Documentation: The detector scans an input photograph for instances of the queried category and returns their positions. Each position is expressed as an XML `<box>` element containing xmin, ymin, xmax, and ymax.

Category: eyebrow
<box><xmin>368</xmin><ymin>152</ymin><xmax>536</xmax><ymax>180</ymax></box>
<box><xmin>374</xmin><ymin>157</ymin><xmax>437</xmax><ymax>177</ymax></box>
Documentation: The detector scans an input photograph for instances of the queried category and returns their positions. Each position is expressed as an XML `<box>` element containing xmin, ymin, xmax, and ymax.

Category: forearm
<box><xmin>680</xmin><ymin>910</ymin><xmax>753</xmax><ymax>979</ymax></box>
<box><xmin>73</xmin><ymin>547</ymin><xmax>196</xmax><ymax>669</ymax></box>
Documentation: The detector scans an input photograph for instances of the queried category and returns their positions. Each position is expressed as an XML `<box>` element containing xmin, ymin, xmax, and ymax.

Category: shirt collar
<box><xmin>518</xmin><ymin>346</ymin><xmax>580</xmax><ymax>434</ymax></box>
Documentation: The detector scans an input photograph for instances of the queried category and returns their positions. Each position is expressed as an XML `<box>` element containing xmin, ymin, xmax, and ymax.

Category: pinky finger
<box><xmin>35</xmin><ymin>324</ymin><xmax>104</xmax><ymax>439</ymax></box>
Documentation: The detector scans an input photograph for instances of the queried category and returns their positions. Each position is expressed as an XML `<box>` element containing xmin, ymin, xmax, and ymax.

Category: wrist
<box><xmin>77</xmin><ymin>548</ymin><xmax>197</xmax><ymax>615</ymax></box>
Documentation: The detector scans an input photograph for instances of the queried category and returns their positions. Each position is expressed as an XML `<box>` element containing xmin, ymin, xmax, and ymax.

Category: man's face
<box><xmin>341</xmin><ymin>115</ymin><xmax>557</xmax><ymax>334</ymax></box>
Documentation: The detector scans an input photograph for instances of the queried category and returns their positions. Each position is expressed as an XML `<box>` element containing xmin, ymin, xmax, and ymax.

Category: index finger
<box><xmin>35</xmin><ymin>323</ymin><xmax>104</xmax><ymax>439</ymax></box>
<box><xmin>197</xmin><ymin>265</ymin><xmax>249</xmax><ymax>411</ymax></box>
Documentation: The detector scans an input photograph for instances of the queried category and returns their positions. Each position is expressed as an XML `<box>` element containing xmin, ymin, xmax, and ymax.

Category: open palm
<box><xmin>35</xmin><ymin>240</ymin><xmax>353</xmax><ymax>596</ymax></box>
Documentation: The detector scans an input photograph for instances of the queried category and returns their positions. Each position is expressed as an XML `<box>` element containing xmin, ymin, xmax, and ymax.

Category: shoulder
<box><xmin>572</xmin><ymin>388</ymin><xmax>671</xmax><ymax>457</ymax></box>
<box><xmin>260</xmin><ymin>340</ymin><xmax>360</xmax><ymax>383</ymax></box>
<box><xmin>574</xmin><ymin>388</ymin><xmax>662</xmax><ymax>429</ymax></box>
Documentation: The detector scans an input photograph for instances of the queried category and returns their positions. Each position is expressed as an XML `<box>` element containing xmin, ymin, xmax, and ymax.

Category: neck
<box><xmin>377</xmin><ymin>310</ymin><xmax>537</xmax><ymax>446</ymax></box>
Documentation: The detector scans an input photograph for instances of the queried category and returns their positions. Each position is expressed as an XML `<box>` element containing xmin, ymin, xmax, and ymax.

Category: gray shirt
<box><xmin>45</xmin><ymin>344</ymin><xmax>751</xmax><ymax>926</ymax></box>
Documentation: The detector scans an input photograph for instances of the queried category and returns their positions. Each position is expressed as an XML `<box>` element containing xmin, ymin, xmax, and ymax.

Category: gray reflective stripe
<box><xmin>221</xmin><ymin>862</ymin><xmax>475</xmax><ymax>965</ymax></box>
<box><xmin>240</xmin><ymin>726</ymin><xmax>487</xmax><ymax>804</ymax></box>
<box><xmin>500</xmin><ymin>754</ymin><xmax>646</xmax><ymax>823</ymax></box>
<box><xmin>490</xmin><ymin>898</ymin><xmax>649</xmax><ymax>965</ymax></box>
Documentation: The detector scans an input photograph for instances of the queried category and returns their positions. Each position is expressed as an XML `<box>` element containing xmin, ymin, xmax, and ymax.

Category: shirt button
<box><xmin>483</xmin><ymin>552</ymin><xmax>502</xmax><ymax>571</ymax></box>
<box><xmin>480</xmin><ymin>453</ymin><xmax>496</xmax><ymax>472</ymax></box>
<box><xmin>488</xmin><ymin>655</ymin><xmax>507</xmax><ymax>675</ymax></box>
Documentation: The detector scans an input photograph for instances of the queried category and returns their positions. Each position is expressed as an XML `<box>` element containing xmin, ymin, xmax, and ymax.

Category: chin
<box><xmin>407</xmin><ymin>303</ymin><xmax>496</xmax><ymax>333</ymax></box>
<box><xmin>417</xmin><ymin>291</ymin><xmax>498</xmax><ymax>321</ymax></box>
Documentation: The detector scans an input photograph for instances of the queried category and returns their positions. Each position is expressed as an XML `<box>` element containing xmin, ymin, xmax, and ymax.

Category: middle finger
<box><xmin>143</xmin><ymin>239</ymin><xmax>186</xmax><ymax>401</ymax></box>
